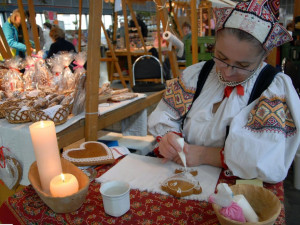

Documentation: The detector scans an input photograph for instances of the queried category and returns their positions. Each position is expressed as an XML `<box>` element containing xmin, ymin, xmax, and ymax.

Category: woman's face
<box><xmin>14</xmin><ymin>15</ymin><xmax>21</xmax><ymax>26</ymax></box>
<box><xmin>182</xmin><ymin>26</ymin><xmax>190</xmax><ymax>36</ymax></box>
<box><xmin>214</xmin><ymin>33</ymin><xmax>264</xmax><ymax>83</ymax></box>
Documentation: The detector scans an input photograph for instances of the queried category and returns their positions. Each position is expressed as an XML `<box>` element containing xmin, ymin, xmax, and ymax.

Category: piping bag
<box><xmin>176</xmin><ymin>137</ymin><xmax>187</xmax><ymax>171</ymax></box>
<box><xmin>163</xmin><ymin>31</ymin><xmax>184</xmax><ymax>58</ymax></box>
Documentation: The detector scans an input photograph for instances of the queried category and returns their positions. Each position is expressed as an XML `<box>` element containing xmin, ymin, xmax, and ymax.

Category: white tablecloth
<box><xmin>96</xmin><ymin>154</ymin><xmax>221</xmax><ymax>201</ymax></box>
<box><xmin>0</xmin><ymin>94</ymin><xmax>146</xmax><ymax>185</ymax></box>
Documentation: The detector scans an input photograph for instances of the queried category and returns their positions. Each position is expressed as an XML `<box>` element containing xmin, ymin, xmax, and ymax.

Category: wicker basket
<box><xmin>29</xmin><ymin>105</ymin><xmax>70</xmax><ymax>125</ymax></box>
<box><xmin>212</xmin><ymin>184</ymin><xmax>281</xmax><ymax>225</ymax></box>
<box><xmin>0</xmin><ymin>100</ymin><xmax>20</xmax><ymax>119</ymax></box>
<box><xmin>28</xmin><ymin>158</ymin><xmax>90</xmax><ymax>213</ymax></box>
<box><xmin>5</xmin><ymin>107</ymin><xmax>31</xmax><ymax>123</ymax></box>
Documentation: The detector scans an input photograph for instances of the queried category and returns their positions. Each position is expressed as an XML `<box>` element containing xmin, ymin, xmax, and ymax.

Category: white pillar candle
<box><xmin>50</xmin><ymin>173</ymin><xmax>79</xmax><ymax>197</ymax></box>
<box><xmin>233</xmin><ymin>194</ymin><xmax>259</xmax><ymax>222</ymax></box>
<box><xmin>29</xmin><ymin>121</ymin><xmax>62</xmax><ymax>194</ymax></box>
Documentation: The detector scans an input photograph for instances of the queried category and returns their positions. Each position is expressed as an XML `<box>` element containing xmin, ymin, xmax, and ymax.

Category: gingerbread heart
<box><xmin>0</xmin><ymin>156</ymin><xmax>22</xmax><ymax>190</ymax></box>
<box><xmin>62</xmin><ymin>141</ymin><xmax>115</xmax><ymax>166</ymax></box>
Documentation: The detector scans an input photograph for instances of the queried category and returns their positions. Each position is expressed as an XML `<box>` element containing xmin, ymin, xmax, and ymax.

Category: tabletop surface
<box><xmin>0</xmin><ymin>158</ymin><xmax>286</xmax><ymax>225</ymax></box>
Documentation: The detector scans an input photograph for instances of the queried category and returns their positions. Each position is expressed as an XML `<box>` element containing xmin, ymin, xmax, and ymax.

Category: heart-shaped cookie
<box><xmin>0</xmin><ymin>156</ymin><xmax>22</xmax><ymax>190</ymax></box>
<box><xmin>62</xmin><ymin>141</ymin><xmax>115</xmax><ymax>166</ymax></box>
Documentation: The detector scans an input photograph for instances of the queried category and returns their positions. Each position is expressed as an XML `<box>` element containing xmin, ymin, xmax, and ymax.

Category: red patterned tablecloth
<box><xmin>0</xmin><ymin>159</ymin><xmax>286</xmax><ymax>225</ymax></box>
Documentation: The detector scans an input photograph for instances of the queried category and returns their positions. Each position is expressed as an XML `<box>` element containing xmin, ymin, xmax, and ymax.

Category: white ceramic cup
<box><xmin>100</xmin><ymin>180</ymin><xmax>130</xmax><ymax>217</ymax></box>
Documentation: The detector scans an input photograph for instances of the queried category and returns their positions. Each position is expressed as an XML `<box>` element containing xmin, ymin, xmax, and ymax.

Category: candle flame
<box><xmin>40</xmin><ymin>121</ymin><xmax>45</xmax><ymax>128</ymax></box>
<box><xmin>60</xmin><ymin>173</ymin><xmax>65</xmax><ymax>182</ymax></box>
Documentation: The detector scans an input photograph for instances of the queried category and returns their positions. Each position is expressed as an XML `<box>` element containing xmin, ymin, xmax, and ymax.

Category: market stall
<box><xmin>0</xmin><ymin>0</ymin><xmax>165</xmax><ymax>194</ymax></box>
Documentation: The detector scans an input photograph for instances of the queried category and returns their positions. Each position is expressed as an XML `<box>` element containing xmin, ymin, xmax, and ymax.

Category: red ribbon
<box><xmin>224</xmin><ymin>84</ymin><xmax>244</xmax><ymax>98</ymax></box>
<box><xmin>25</xmin><ymin>64</ymin><xmax>35</xmax><ymax>70</ymax></box>
<box><xmin>9</xmin><ymin>67</ymin><xmax>20</xmax><ymax>73</ymax></box>
<box><xmin>31</xmin><ymin>54</ymin><xmax>42</xmax><ymax>59</ymax></box>
<box><xmin>0</xmin><ymin>146</ymin><xmax>10</xmax><ymax>168</ymax></box>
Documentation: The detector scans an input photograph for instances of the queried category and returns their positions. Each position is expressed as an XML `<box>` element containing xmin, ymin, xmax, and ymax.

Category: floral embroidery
<box><xmin>245</xmin><ymin>96</ymin><xmax>296</xmax><ymax>137</ymax></box>
<box><xmin>163</xmin><ymin>78</ymin><xmax>195</xmax><ymax>118</ymax></box>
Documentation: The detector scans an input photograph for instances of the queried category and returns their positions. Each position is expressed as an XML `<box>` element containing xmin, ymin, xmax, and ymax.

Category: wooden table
<box><xmin>0</xmin><ymin>157</ymin><xmax>286</xmax><ymax>225</ymax></box>
<box><xmin>57</xmin><ymin>90</ymin><xmax>164</xmax><ymax>149</ymax></box>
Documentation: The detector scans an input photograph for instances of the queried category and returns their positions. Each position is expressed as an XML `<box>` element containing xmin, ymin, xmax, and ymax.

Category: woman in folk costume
<box><xmin>148</xmin><ymin>0</ymin><xmax>300</xmax><ymax>183</ymax></box>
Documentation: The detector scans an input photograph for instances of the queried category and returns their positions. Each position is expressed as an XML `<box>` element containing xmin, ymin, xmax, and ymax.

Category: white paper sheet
<box><xmin>96</xmin><ymin>154</ymin><xmax>221</xmax><ymax>201</ymax></box>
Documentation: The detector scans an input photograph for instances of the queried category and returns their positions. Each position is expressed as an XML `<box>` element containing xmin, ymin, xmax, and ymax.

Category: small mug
<box><xmin>100</xmin><ymin>180</ymin><xmax>130</xmax><ymax>217</ymax></box>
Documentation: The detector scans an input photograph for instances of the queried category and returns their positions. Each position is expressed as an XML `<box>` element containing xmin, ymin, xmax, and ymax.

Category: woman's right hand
<box><xmin>158</xmin><ymin>132</ymin><xmax>182</xmax><ymax>160</ymax></box>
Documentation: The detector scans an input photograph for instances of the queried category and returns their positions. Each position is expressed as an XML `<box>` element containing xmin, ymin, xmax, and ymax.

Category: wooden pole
<box><xmin>0</xmin><ymin>26</ymin><xmax>12</xmax><ymax>59</ymax></box>
<box><xmin>122</xmin><ymin>0</ymin><xmax>134</xmax><ymax>87</ymax></box>
<box><xmin>173</xmin><ymin>5</ymin><xmax>183</xmax><ymax>39</ymax></box>
<box><xmin>17</xmin><ymin>0</ymin><xmax>31</xmax><ymax>56</ymax></box>
<box><xmin>28</xmin><ymin>0</ymin><xmax>40</xmax><ymax>52</ymax></box>
<box><xmin>191</xmin><ymin>0</ymin><xmax>198</xmax><ymax>64</ymax></box>
<box><xmin>294</xmin><ymin>0</ymin><xmax>300</xmax><ymax>19</ymax></box>
<box><xmin>156</xmin><ymin>6</ymin><xmax>162</xmax><ymax>65</ymax></box>
<box><xmin>113</xmin><ymin>12</ymin><xmax>118</xmax><ymax>48</ymax></box>
<box><xmin>0</xmin><ymin>41</ymin><xmax>10</xmax><ymax>60</ymax></box>
<box><xmin>78</xmin><ymin>0</ymin><xmax>82</xmax><ymax>52</ymax></box>
<box><xmin>127</xmin><ymin>0</ymin><xmax>147</xmax><ymax>53</ymax></box>
<box><xmin>110</xmin><ymin>12</ymin><xmax>118</xmax><ymax>82</ymax></box>
<box><xmin>208</xmin><ymin>7</ymin><xmax>212</xmax><ymax>36</ymax></box>
<box><xmin>85</xmin><ymin>0</ymin><xmax>102</xmax><ymax>141</ymax></box>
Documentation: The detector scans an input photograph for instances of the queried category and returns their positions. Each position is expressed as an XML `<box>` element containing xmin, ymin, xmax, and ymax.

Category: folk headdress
<box><xmin>214</xmin><ymin>0</ymin><xmax>292</xmax><ymax>52</ymax></box>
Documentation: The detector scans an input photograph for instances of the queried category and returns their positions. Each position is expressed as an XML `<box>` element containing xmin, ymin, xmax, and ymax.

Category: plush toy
<box><xmin>209</xmin><ymin>183</ymin><xmax>246</xmax><ymax>222</ymax></box>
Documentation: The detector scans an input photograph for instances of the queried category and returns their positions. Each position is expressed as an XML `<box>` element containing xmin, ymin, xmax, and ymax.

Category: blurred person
<box><xmin>202</xmin><ymin>11</ymin><xmax>215</xmax><ymax>36</ymax></box>
<box><xmin>43</xmin><ymin>22</ymin><xmax>53</xmax><ymax>55</ymax></box>
<box><xmin>47</xmin><ymin>26</ymin><xmax>76</xmax><ymax>58</ymax></box>
<box><xmin>2</xmin><ymin>9</ymin><xmax>32</xmax><ymax>58</ymax></box>
<box><xmin>129</xmin><ymin>13</ymin><xmax>148</xmax><ymax>39</ymax></box>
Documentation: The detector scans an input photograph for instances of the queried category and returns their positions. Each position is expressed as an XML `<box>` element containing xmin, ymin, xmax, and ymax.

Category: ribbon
<box><xmin>25</xmin><ymin>64</ymin><xmax>35</xmax><ymax>70</ymax></box>
<box><xmin>0</xmin><ymin>146</ymin><xmax>10</xmax><ymax>168</ymax></box>
<box><xmin>31</xmin><ymin>54</ymin><xmax>42</xmax><ymax>59</ymax></box>
<box><xmin>9</xmin><ymin>67</ymin><xmax>20</xmax><ymax>73</ymax></box>
<box><xmin>73</xmin><ymin>61</ymin><xmax>84</xmax><ymax>70</ymax></box>
<box><xmin>224</xmin><ymin>85</ymin><xmax>244</xmax><ymax>98</ymax></box>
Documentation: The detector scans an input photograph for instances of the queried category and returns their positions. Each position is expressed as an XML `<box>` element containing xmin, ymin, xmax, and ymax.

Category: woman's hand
<box><xmin>159</xmin><ymin>133</ymin><xmax>223</xmax><ymax>167</ymax></box>
<box><xmin>172</xmin><ymin>142</ymin><xmax>223</xmax><ymax>167</ymax></box>
<box><xmin>158</xmin><ymin>132</ymin><xmax>182</xmax><ymax>160</ymax></box>
<box><xmin>172</xmin><ymin>144</ymin><xmax>205</xmax><ymax>167</ymax></box>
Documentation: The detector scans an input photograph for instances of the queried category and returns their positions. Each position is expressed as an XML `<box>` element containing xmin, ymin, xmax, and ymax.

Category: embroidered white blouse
<box><xmin>148</xmin><ymin>61</ymin><xmax>300</xmax><ymax>183</ymax></box>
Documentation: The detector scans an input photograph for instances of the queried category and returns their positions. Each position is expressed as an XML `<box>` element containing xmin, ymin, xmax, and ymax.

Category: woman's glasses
<box><xmin>211</xmin><ymin>53</ymin><xmax>257</xmax><ymax>75</ymax></box>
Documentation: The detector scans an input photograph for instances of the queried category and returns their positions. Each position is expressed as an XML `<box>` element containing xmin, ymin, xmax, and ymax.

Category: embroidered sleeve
<box><xmin>245</xmin><ymin>96</ymin><xmax>296</xmax><ymax>137</ymax></box>
<box><xmin>162</xmin><ymin>78</ymin><xmax>195</xmax><ymax>118</ymax></box>
<box><xmin>224</xmin><ymin>73</ymin><xmax>300</xmax><ymax>183</ymax></box>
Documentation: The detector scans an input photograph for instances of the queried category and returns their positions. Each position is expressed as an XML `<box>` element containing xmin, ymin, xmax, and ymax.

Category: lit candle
<box><xmin>50</xmin><ymin>173</ymin><xmax>79</xmax><ymax>197</ymax></box>
<box><xmin>29</xmin><ymin>121</ymin><xmax>62</xmax><ymax>194</ymax></box>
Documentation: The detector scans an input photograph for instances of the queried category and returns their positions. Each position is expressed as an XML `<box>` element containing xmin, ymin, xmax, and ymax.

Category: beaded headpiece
<box><xmin>214</xmin><ymin>0</ymin><xmax>292</xmax><ymax>52</ymax></box>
